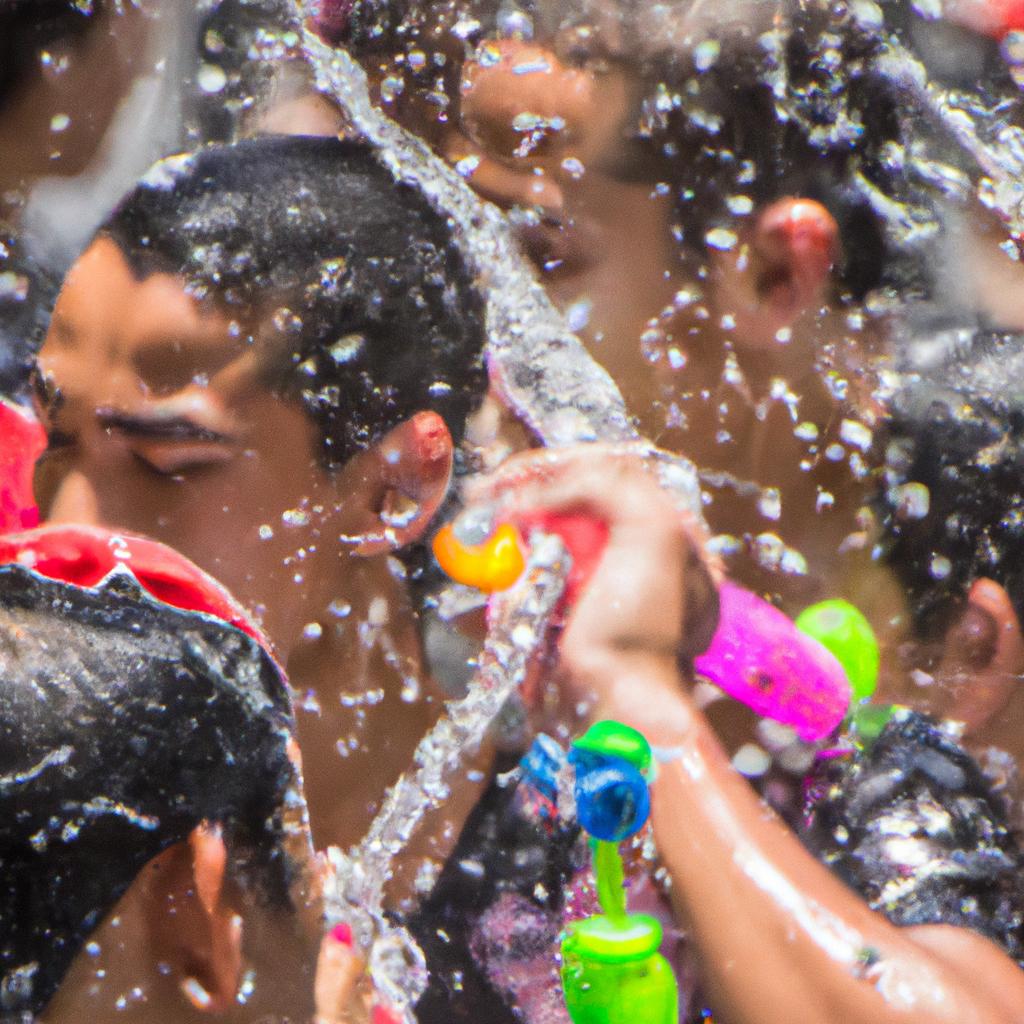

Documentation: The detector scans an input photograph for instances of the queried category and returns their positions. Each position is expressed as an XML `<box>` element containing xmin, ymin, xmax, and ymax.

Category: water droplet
<box><xmin>732</xmin><ymin>743</ymin><xmax>771</xmax><ymax>777</ymax></box>
<box><xmin>0</xmin><ymin>272</ymin><xmax>29</xmax><ymax>302</ymax></box>
<box><xmin>839</xmin><ymin>419</ymin><xmax>873</xmax><ymax>452</ymax></box>
<box><xmin>380</xmin><ymin>75</ymin><xmax>404</xmax><ymax>104</ymax></box>
<box><xmin>758</xmin><ymin>488</ymin><xmax>782</xmax><ymax>521</ymax></box>
<box><xmin>512</xmin><ymin>57</ymin><xmax>551</xmax><ymax>76</ymax></box>
<box><xmin>566</xmin><ymin>297</ymin><xmax>593</xmax><ymax>331</ymax></box>
<box><xmin>282</xmin><ymin>508</ymin><xmax>310</xmax><ymax>528</ymax></box>
<box><xmin>329</xmin><ymin>333</ymin><xmax>366</xmax><ymax>364</ymax></box>
<box><xmin>705</xmin><ymin>227</ymin><xmax>738</xmax><ymax>251</ymax></box>
<box><xmin>694</xmin><ymin>39</ymin><xmax>721</xmax><ymax>72</ymax></box>
<box><xmin>49</xmin><ymin>113</ymin><xmax>70</xmax><ymax>133</ymax></box>
<box><xmin>561</xmin><ymin>157</ymin><xmax>585</xmax><ymax>179</ymax></box>
<box><xmin>197</xmin><ymin>63</ymin><xmax>227</xmax><ymax>94</ymax></box>
<box><xmin>368</xmin><ymin>596</ymin><xmax>389</xmax><ymax>626</ymax></box>
<box><xmin>892</xmin><ymin>482</ymin><xmax>930</xmax><ymax>520</ymax></box>
<box><xmin>929</xmin><ymin>554</ymin><xmax>952</xmax><ymax>580</ymax></box>
<box><xmin>258</xmin><ymin>524</ymin><xmax>274</xmax><ymax>541</ymax></box>
<box><xmin>455</xmin><ymin>154</ymin><xmax>481</xmax><ymax>178</ymax></box>
<box><xmin>452</xmin><ymin>17</ymin><xmax>482</xmax><ymax>39</ymax></box>
<box><xmin>303</xmin><ymin>622</ymin><xmax>324</xmax><ymax>641</ymax></box>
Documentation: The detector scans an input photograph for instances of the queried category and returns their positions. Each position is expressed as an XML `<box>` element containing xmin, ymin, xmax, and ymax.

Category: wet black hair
<box><xmin>0</xmin><ymin>564</ymin><xmax>314</xmax><ymax>1016</ymax></box>
<box><xmin>0</xmin><ymin>0</ymin><xmax>99</xmax><ymax>111</ymax></box>
<box><xmin>330</xmin><ymin>0</ymin><xmax>1020</xmax><ymax>307</ymax></box>
<box><xmin>633</xmin><ymin>0</ymin><xmax>1023</xmax><ymax>306</ymax></box>
<box><xmin>876</xmin><ymin>328</ymin><xmax>1024</xmax><ymax>639</ymax></box>
<box><xmin>99</xmin><ymin>135</ymin><xmax>487</xmax><ymax>468</ymax></box>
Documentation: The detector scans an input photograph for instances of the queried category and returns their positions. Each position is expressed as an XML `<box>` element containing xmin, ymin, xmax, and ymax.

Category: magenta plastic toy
<box><xmin>694</xmin><ymin>581</ymin><xmax>851</xmax><ymax>742</ymax></box>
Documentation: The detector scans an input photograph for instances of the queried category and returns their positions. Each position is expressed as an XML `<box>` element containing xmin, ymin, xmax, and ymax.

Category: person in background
<box><xmin>322</xmin><ymin>0</ymin><xmax>1024</xmax><ymax>637</ymax></box>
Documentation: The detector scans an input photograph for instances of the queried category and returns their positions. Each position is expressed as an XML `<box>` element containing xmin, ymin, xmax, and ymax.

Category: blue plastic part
<box><xmin>520</xmin><ymin>733</ymin><xmax>567</xmax><ymax>802</ymax></box>
<box><xmin>569</xmin><ymin>748</ymin><xmax>651</xmax><ymax>841</ymax></box>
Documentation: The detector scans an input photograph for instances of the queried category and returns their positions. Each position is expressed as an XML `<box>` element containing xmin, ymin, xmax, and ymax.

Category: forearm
<box><xmin>575</xmin><ymin>650</ymin><xmax>1024</xmax><ymax>1024</ymax></box>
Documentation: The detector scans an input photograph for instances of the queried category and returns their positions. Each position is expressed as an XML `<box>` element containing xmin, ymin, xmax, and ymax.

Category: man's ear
<box><xmin>939</xmin><ymin>577</ymin><xmax>1024</xmax><ymax>735</ymax></box>
<box><xmin>749</xmin><ymin>197</ymin><xmax>839</xmax><ymax>325</ymax></box>
<box><xmin>349</xmin><ymin>411</ymin><xmax>454</xmax><ymax>556</ymax></box>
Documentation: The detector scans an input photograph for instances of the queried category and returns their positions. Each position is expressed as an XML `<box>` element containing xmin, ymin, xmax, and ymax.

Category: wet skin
<box><xmin>33</xmin><ymin>236</ymin><xmax>472</xmax><ymax>1018</ymax></box>
<box><xmin>367</xmin><ymin>27</ymin><xmax>898</xmax><ymax>629</ymax></box>
<box><xmin>35</xmin><ymin>236</ymin><xmax>447</xmax><ymax>849</ymax></box>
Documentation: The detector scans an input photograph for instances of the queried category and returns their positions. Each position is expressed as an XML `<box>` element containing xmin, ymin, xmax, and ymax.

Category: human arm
<box><xmin>470</xmin><ymin>443</ymin><xmax>1024</xmax><ymax>1024</ymax></box>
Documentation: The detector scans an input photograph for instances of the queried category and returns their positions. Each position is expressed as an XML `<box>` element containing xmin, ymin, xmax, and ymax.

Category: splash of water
<box><xmin>290</xmin><ymin>10</ymin><xmax>707</xmax><ymax>1017</ymax></box>
<box><xmin>296</xmin><ymin>23</ymin><xmax>635</xmax><ymax>447</ymax></box>
<box><xmin>324</xmin><ymin>533</ymin><xmax>570</xmax><ymax>1014</ymax></box>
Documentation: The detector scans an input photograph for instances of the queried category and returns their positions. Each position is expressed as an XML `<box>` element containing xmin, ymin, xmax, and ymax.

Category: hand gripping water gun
<box><xmin>432</xmin><ymin>514</ymin><xmax>880</xmax><ymax>741</ymax></box>
<box><xmin>561</xmin><ymin>721</ymin><xmax>677</xmax><ymax>1024</ymax></box>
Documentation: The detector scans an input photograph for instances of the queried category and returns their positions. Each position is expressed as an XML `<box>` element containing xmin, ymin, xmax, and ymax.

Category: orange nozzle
<box><xmin>432</xmin><ymin>521</ymin><xmax>526</xmax><ymax>593</ymax></box>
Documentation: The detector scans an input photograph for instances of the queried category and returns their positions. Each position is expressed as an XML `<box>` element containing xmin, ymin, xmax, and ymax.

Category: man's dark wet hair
<box><xmin>634</xmin><ymin>0</ymin><xmax>1024</xmax><ymax>307</ymax></box>
<box><xmin>99</xmin><ymin>135</ymin><xmax>487</xmax><ymax>468</ymax></box>
<box><xmin>876</xmin><ymin>329</ymin><xmax>1024</xmax><ymax>640</ymax></box>
<box><xmin>329</xmin><ymin>0</ymin><xmax>1021</xmax><ymax>309</ymax></box>
<box><xmin>0</xmin><ymin>564</ymin><xmax>315</xmax><ymax>1016</ymax></box>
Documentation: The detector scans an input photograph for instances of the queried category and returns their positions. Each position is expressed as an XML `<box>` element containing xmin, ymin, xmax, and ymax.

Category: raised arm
<box><xmin>470</xmin><ymin>443</ymin><xmax>1024</xmax><ymax>1024</ymax></box>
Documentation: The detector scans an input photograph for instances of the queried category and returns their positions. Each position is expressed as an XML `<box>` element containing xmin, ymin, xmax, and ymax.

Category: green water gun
<box><xmin>560</xmin><ymin>721</ymin><xmax>678</xmax><ymax>1024</ymax></box>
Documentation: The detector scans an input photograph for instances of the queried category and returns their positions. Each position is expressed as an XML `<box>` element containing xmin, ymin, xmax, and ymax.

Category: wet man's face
<box><xmin>33</xmin><ymin>236</ymin><xmax>352</xmax><ymax>650</ymax></box>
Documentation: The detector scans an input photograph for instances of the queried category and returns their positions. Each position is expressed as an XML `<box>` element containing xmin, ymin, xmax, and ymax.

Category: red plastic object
<box><xmin>371</xmin><ymin>1003</ymin><xmax>403</xmax><ymax>1024</ymax></box>
<box><xmin>947</xmin><ymin>0</ymin><xmax>1024</xmax><ymax>37</ymax></box>
<box><xmin>0</xmin><ymin>524</ymin><xmax>271</xmax><ymax>652</ymax></box>
<box><xmin>0</xmin><ymin>399</ymin><xmax>46</xmax><ymax>534</ymax></box>
<box><xmin>515</xmin><ymin>510</ymin><xmax>609</xmax><ymax>607</ymax></box>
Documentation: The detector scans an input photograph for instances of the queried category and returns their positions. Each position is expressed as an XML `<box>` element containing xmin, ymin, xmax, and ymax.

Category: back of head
<box><xmin>0</xmin><ymin>564</ymin><xmax>308</xmax><ymax>1016</ymax></box>
<box><xmin>101</xmin><ymin>135</ymin><xmax>487</xmax><ymax>467</ymax></box>
<box><xmin>877</xmin><ymin>328</ymin><xmax>1024</xmax><ymax>638</ymax></box>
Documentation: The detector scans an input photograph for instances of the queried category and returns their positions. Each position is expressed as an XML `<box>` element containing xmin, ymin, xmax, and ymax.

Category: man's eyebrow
<box><xmin>30</xmin><ymin>366</ymin><xmax>62</xmax><ymax>414</ymax></box>
<box><xmin>96</xmin><ymin>409</ymin><xmax>231</xmax><ymax>443</ymax></box>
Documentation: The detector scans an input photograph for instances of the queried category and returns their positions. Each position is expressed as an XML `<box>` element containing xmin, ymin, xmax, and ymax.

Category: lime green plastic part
<box><xmin>849</xmin><ymin>702</ymin><xmax>898</xmax><ymax>744</ymax></box>
<box><xmin>563</xmin><ymin>912</ymin><xmax>663</xmax><ymax>963</ymax></box>
<box><xmin>561</xmin><ymin>940</ymin><xmax>678</xmax><ymax>1024</ymax></box>
<box><xmin>560</xmin><ymin>724</ymin><xmax>678</xmax><ymax>1024</ymax></box>
<box><xmin>573</xmin><ymin>721</ymin><xmax>652</xmax><ymax>775</ymax></box>
<box><xmin>795</xmin><ymin>599</ymin><xmax>879</xmax><ymax>701</ymax></box>
<box><xmin>593</xmin><ymin>841</ymin><xmax>626</xmax><ymax>924</ymax></box>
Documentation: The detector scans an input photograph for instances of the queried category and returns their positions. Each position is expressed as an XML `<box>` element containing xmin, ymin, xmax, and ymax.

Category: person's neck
<box><xmin>282</xmin><ymin>556</ymin><xmax>442</xmax><ymax>852</ymax></box>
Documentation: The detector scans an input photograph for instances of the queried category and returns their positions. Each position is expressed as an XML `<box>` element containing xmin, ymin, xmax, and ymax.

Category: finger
<box><xmin>314</xmin><ymin>925</ymin><xmax>365</xmax><ymax>1024</ymax></box>
<box><xmin>466</xmin><ymin>444</ymin><xmax>685</xmax><ymax>535</ymax></box>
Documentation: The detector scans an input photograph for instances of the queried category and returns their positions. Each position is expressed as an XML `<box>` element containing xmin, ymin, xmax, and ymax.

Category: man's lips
<box><xmin>0</xmin><ymin>524</ymin><xmax>272</xmax><ymax>653</ymax></box>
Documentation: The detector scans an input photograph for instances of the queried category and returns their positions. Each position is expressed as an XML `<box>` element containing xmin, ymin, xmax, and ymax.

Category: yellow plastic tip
<box><xmin>433</xmin><ymin>521</ymin><xmax>526</xmax><ymax>592</ymax></box>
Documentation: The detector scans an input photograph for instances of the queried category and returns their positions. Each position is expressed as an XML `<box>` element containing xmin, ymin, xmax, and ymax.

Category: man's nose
<box><xmin>46</xmin><ymin>469</ymin><xmax>102</xmax><ymax>526</ymax></box>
